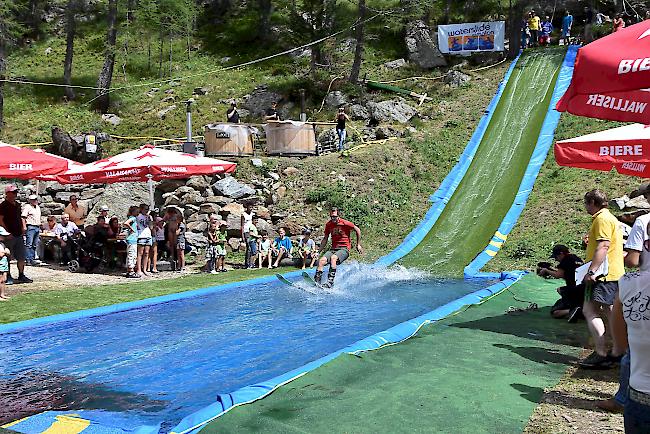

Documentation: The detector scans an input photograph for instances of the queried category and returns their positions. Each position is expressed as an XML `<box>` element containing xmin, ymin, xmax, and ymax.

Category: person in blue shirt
<box><xmin>540</xmin><ymin>16</ymin><xmax>553</xmax><ymax>46</ymax></box>
<box><xmin>561</xmin><ymin>10</ymin><xmax>573</xmax><ymax>43</ymax></box>
<box><xmin>122</xmin><ymin>205</ymin><xmax>140</xmax><ymax>278</ymax></box>
<box><xmin>272</xmin><ymin>227</ymin><xmax>293</xmax><ymax>268</ymax></box>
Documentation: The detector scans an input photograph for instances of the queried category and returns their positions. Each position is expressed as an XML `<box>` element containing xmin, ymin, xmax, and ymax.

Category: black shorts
<box><xmin>586</xmin><ymin>281</ymin><xmax>619</xmax><ymax>306</ymax></box>
<box><xmin>323</xmin><ymin>248</ymin><xmax>349</xmax><ymax>265</ymax></box>
<box><xmin>4</xmin><ymin>234</ymin><xmax>26</xmax><ymax>262</ymax></box>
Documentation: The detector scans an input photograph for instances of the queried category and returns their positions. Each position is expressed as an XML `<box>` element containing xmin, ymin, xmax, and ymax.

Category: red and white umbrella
<box><xmin>0</xmin><ymin>141</ymin><xmax>76</xmax><ymax>179</ymax></box>
<box><xmin>54</xmin><ymin>144</ymin><xmax>237</xmax><ymax>184</ymax></box>
<box><xmin>556</xmin><ymin>20</ymin><xmax>650</xmax><ymax>124</ymax></box>
<box><xmin>555</xmin><ymin>123</ymin><xmax>650</xmax><ymax>178</ymax></box>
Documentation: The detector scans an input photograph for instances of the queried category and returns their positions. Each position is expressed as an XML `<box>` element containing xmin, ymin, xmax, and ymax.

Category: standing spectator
<box><xmin>335</xmin><ymin>107</ymin><xmax>350</xmax><ymax>151</ymax></box>
<box><xmin>123</xmin><ymin>206</ymin><xmax>139</xmax><ymax>278</ymax></box>
<box><xmin>299</xmin><ymin>229</ymin><xmax>317</xmax><ymax>269</ymax></box>
<box><xmin>271</xmin><ymin>227</ymin><xmax>292</xmax><ymax>268</ymax></box>
<box><xmin>163</xmin><ymin>207</ymin><xmax>180</xmax><ymax>269</ymax></box>
<box><xmin>520</xmin><ymin>16</ymin><xmax>530</xmax><ymax>49</ymax></box>
<box><xmin>561</xmin><ymin>10</ymin><xmax>573</xmax><ymax>44</ymax></box>
<box><xmin>150</xmin><ymin>216</ymin><xmax>165</xmax><ymax>273</ymax></box>
<box><xmin>537</xmin><ymin>244</ymin><xmax>584</xmax><ymax>320</ymax></box>
<box><xmin>528</xmin><ymin>11</ymin><xmax>541</xmax><ymax>47</ymax></box>
<box><xmin>613</xmin><ymin>13</ymin><xmax>625</xmax><ymax>32</ymax></box>
<box><xmin>579</xmin><ymin>190</ymin><xmax>626</xmax><ymax>369</ymax></box>
<box><xmin>136</xmin><ymin>203</ymin><xmax>152</xmax><ymax>276</ymax></box>
<box><xmin>265</xmin><ymin>101</ymin><xmax>280</xmax><ymax>121</ymax></box>
<box><xmin>0</xmin><ymin>226</ymin><xmax>11</xmax><ymax>300</ymax></box>
<box><xmin>64</xmin><ymin>194</ymin><xmax>87</xmax><ymax>229</ymax></box>
<box><xmin>54</xmin><ymin>213</ymin><xmax>79</xmax><ymax>265</ymax></box>
<box><xmin>216</xmin><ymin>222</ymin><xmax>228</xmax><ymax>272</ymax></box>
<box><xmin>614</xmin><ymin>222</ymin><xmax>650</xmax><ymax>431</ymax></box>
<box><xmin>539</xmin><ymin>16</ymin><xmax>554</xmax><ymax>46</ymax></box>
<box><xmin>206</xmin><ymin>216</ymin><xmax>220</xmax><ymax>274</ymax></box>
<box><xmin>226</xmin><ymin>101</ymin><xmax>240</xmax><ymax>123</ymax></box>
<box><xmin>248</xmin><ymin>217</ymin><xmax>260</xmax><ymax>269</ymax></box>
<box><xmin>0</xmin><ymin>185</ymin><xmax>32</xmax><ymax>284</ymax></box>
<box><xmin>241</xmin><ymin>204</ymin><xmax>255</xmax><ymax>268</ymax></box>
<box><xmin>176</xmin><ymin>214</ymin><xmax>187</xmax><ymax>272</ymax></box>
<box><xmin>597</xmin><ymin>185</ymin><xmax>650</xmax><ymax>413</ymax></box>
<box><xmin>22</xmin><ymin>194</ymin><xmax>41</xmax><ymax>266</ymax></box>
<box><xmin>583</xmin><ymin>6</ymin><xmax>594</xmax><ymax>43</ymax></box>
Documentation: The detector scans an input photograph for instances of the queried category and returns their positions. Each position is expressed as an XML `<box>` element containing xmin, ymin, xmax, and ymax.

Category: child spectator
<box><xmin>258</xmin><ymin>232</ymin><xmax>272</xmax><ymax>269</ymax></box>
<box><xmin>299</xmin><ymin>229</ymin><xmax>317</xmax><ymax>269</ymax></box>
<box><xmin>247</xmin><ymin>217</ymin><xmax>260</xmax><ymax>269</ymax></box>
<box><xmin>272</xmin><ymin>227</ymin><xmax>292</xmax><ymax>268</ymax></box>
<box><xmin>0</xmin><ymin>226</ymin><xmax>10</xmax><ymax>300</ymax></box>
<box><xmin>540</xmin><ymin>16</ymin><xmax>553</xmax><ymax>46</ymax></box>
<box><xmin>136</xmin><ymin>204</ymin><xmax>152</xmax><ymax>276</ymax></box>
<box><xmin>123</xmin><ymin>206</ymin><xmax>139</xmax><ymax>278</ymax></box>
<box><xmin>216</xmin><ymin>222</ymin><xmax>228</xmax><ymax>272</ymax></box>
<box><xmin>176</xmin><ymin>215</ymin><xmax>187</xmax><ymax>272</ymax></box>
<box><xmin>164</xmin><ymin>207</ymin><xmax>180</xmax><ymax>269</ymax></box>
<box><xmin>206</xmin><ymin>216</ymin><xmax>219</xmax><ymax>274</ymax></box>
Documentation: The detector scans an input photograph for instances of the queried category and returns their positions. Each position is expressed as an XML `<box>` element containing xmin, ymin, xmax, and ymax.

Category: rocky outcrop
<box><xmin>242</xmin><ymin>85</ymin><xmax>283</xmax><ymax>119</ymax></box>
<box><xmin>405</xmin><ymin>20</ymin><xmax>446</xmax><ymax>69</ymax></box>
<box><xmin>367</xmin><ymin>98</ymin><xmax>417</xmax><ymax>124</ymax></box>
<box><xmin>444</xmin><ymin>70</ymin><xmax>471</xmax><ymax>88</ymax></box>
<box><xmin>324</xmin><ymin>91</ymin><xmax>348</xmax><ymax>108</ymax></box>
<box><xmin>212</xmin><ymin>176</ymin><xmax>256</xmax><ymax>199</ymax></box>
<box><xmin>51</xmin><ymin>127</ymin><xmax>103</xmax><ymax>163</ymax></box>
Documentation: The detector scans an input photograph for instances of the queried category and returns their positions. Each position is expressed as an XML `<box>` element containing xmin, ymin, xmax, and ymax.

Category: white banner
<box><xmin>437</xmin><ymin>21</ymin><xmax>505</xmax><ymax>54</ymax></box>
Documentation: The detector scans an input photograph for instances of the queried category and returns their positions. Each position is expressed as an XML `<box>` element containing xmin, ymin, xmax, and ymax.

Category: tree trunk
<box><xmin>257</xmin><ymin>0</ymin><xmax>272</xmax><ymax>43</ymax></box>
<box><xmin>127</xmin><ymin>0</ymin><xmax>135</xmax><ymax>22</ymax></box>
<box><xmin>94</xmin><ymin>0</ymin><xmax>118</xmax><ymax>113</ymax></box>
<box><xmin>147</xmin><ymin>35</ymin><xmax>151</xmax><ymax>71</ymax></box>
<box><xmin>0</xmin><ymin>42</ymin><xmax>5</xmax><ymax>131</ymax></box>
<box><xmin>349</xmin><ymin>0</ymin><xmax>365</xmax><ymax>84</ymax></box>
<box><xmin>507</xmin><ymin>0</ymin><xmax>521</xmax><ymax>60</ymax></box>
<box><xmin>168</xmin><ymin>35</ymin><xmax>173</xmax><ymax>77</ymax></box>
<box><xmin>158</xmin><ymin>28</ymin><xmax>164</xmax><ymax>77</ymax></box>
<box><xmin>63</xmin><ymin>0</ymin><xmax>76</xmax><ymax>100</ymax></box>
<box><xmin>444</xmin><ymin>0</ymin><xmax>451</xmax><ymax>24</ymax></box>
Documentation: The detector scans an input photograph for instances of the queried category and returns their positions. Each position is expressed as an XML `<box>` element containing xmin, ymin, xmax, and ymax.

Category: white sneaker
<box><xmin>210</xmin><ymin>269</ymin><xmax>218</xmax><ymax>274</ymax></box>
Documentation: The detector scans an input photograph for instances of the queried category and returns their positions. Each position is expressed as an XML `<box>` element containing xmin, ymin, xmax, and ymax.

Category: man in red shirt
<box><xmin>314</xmin><ymin>207</ymin><xmax>363</xmax><ymax>288</ymax></box>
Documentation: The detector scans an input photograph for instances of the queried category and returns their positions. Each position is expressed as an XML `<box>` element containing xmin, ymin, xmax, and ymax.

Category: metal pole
<box><xmin>185</xmin><ymin>100</ymin><xmax>192</xmax><ymax>142</ymax></box>
<box><xmin>147</xmin><ymin>174</ymin><xmax>154</xmax><ymax>208</ymax></box>
<box><xmin>299</xmin><ymin>89</ymin><xmax>306</xmax><ymax>122</ymax></box>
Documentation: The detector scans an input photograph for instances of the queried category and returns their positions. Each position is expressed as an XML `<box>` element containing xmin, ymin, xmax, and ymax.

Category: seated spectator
<box><xmin>299</xmin><ymin>229</ymin><xmax>317</xmax><ymax>269</ymax></box>
<box><xmin>98</xmin><ymin>205</ymin><xmax>110</xmax><ymax>222</ymax></box>
<box><xmin>41</xmin><ymin>216</ymin><xmax>61</xmax><ymax>263</ymax></box>
<box><xmin>86</xmin><ymin>216</ymin><xmax>109</xmax><ymax>244</ymax></box>
<box><xmin>107</xmin><ymin>216</ymin><xmax>121</xmax><ymax>238</ymax></box>
<box><xmin>272</xmin><ymin>227</ymin><xmax>292</xmax><ymax>268</ymax></box>
<box><xmin>258</xmin><ymin>232</ymin><xmax>272</xmax><ymax>269</ymax></box>
<box><xmin>64</xmin><ymin>195</ymin><xmax>87</xmax><ymax>229</ymax></box>
<box><xmin>537</xmin><ymin>244</ymin><xmax>585</xmax><ymax>321</ymax></box>
<box><xmin>54</xmin><ymin>213</ymin><xmax>80</xmax><ymax>265</ymax></box>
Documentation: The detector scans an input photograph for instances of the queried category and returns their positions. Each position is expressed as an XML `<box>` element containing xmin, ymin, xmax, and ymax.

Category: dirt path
<box><xmin>525</xmin><ymin>350</ymin><xmax>624</xmax><ymax>434</ymax></box>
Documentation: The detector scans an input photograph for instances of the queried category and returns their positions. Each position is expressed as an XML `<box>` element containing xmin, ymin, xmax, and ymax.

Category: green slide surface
<box><xmin>401</xmin><ymin>49</ymin><xmax>565</xmax><ymax>276</ymax></box>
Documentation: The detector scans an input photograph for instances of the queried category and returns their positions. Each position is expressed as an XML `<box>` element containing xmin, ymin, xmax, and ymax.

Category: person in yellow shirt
<box><xmin>528</xmin><ymin>11</ymin><xmax>541</xmax><ymax>47</ymax></box>
<box><xmin>579</xmin><ymin>189</ymin><xmax>625</xmax><ymax>370</ymax></box>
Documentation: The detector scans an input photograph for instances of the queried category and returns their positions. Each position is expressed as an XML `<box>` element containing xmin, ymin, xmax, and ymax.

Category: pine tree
<box><xmin>63</xmin><ymin>0</ymin><xmax>77</xmax><ymax>100</ymax></box>
<box><xmin>0</xmin><ymin>0</ymin><xmax>23</xmax><ymax>131</ymax></box>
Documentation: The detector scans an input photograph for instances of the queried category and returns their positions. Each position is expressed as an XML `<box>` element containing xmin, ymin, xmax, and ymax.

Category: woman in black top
<box><xmin>335</xmin><ymin>107</ymin><xmax>350</xmax><ymax>151</ymax></box>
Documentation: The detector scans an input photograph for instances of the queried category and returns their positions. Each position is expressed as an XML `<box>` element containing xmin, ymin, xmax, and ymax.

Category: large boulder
<box><xmin>444</xmin><ymin>70</ymin><xmax>471</xmax><ymax>88</ymax></box>
<box><xmin>185</xmin><ymin>232</ymin><xmax>208</xmax><ymax>248</ymax></box>
<box><xmin>186</xmin><ymin>176</ymin><xmax>211</xmax><ymax>192</ymax></box>
<box><xmin>180</xmin><ymin>191</ymin><xmax>205</xmax><ymax>206</ymax></box>
<box><xmin>51</xmin><ymin>127</ymin><xmax>102</xmax><ymax>163</ymax></box>
<box><xmin>242</xmin><ymin>85</ymin><xmax>283</xmax><ymax>119</ymax></box>
<box><xmin>94</xmin><ymin>182</ymin><xmax>150</xmax><ymax>220</ymax></box>
<box><xmin>367</xmin><ymin>98</ymin><xmax>417</xmax><ymax>124</ymax></box>
<box><xmin>324</xmin><ymin>91</ymin><xmax>348</xmax><ymax>108</ymax></box>
<box><xmin>350</xmin><ymin>104</ymin><xmax>370</xmax><ymax>121</ymax></box>
<box><xmin>212</xmin><ymin>176</ymin><xmax>255</xmax><ymax>199</ymax></box>
<box><xmin>157</xmin><ymin>179</ymin><xmax>186</xmax><ymax>193</ymax></box>
<box><xmin>383</xmin><ymin>58</ymin><xmax>407</xmax><ymax>69</ymax></box>
<box><xmin>318</xmin><ymin>128</ymin><xmax>338</xmax><ymax>148</ymax></box>
<box><xmin>405</xmin><ymin>20</ymin><xmax>446</xmax><ymax>69</ymax></box>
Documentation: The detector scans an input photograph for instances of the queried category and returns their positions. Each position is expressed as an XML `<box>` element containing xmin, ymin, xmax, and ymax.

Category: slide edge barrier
<box><xmin>375</xmin><ymin>53</ymin><xmax>521</xmax><ymax>267</ymax></box>
<box><xmin>464</xmin><ymin>45</ymin><xmax>578</xmax><ymax>279</ymax></box>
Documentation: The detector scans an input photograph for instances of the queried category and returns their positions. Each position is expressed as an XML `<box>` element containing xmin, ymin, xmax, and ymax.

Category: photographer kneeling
<box><xmin>537</xmin><ymin>244</ymin><xmax>585</xmax><ymax>322</ymax></box>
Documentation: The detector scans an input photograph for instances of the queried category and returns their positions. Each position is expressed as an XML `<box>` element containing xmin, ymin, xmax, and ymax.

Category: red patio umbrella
<box><xmin>556</xmin><ymin>20</ymin><xmax>650</xmax><ymax>124</ymax></box>
<box><xmin>0</xmin><ymin>141</ymin><xmax>74</xmax><ymax>179</ymax></box>
<box><xmin>54</xmin><ymin>144</ymin><xmax>237</xmax><ymax>205</ymax></box>
<box><xmin>54</xmin><ymin>144</ymin><xmax>237</xmax><ymax>184</ymax></box>
<box><xmin>555</xmin><ymin>123</ymin><xmax>650</xmax><ymax>178</ymax></box>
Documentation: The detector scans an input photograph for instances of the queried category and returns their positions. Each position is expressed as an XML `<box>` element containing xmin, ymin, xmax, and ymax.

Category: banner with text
<box><xmin>437</xmin><ymin>21</ymin><xmax>505</xmax><ymax>54</ymax></box>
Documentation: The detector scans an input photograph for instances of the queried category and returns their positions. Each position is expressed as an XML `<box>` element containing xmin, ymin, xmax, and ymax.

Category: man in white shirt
<box><xmin>615</xmin><ymin>226</ymin><xmax>650</xmax><ymax>431</ymax></box>
<box><xmin>54</xmin><ymin>213</ymin><xmax>79</xmax><ymax>264</ymax></box>
<box><xmin>21</xmin><ymin>194</ymin><xmax>42</xmax><ymax>265</ymax></box>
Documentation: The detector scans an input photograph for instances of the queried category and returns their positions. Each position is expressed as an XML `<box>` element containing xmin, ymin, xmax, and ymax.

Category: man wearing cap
<box><xmin>98</xmin><ymin>205</ymin><xmax>110</xmax><ymax>221</ymax></box>
<box><xmin>22</xmin><ymin>194</ymin><xmax>42</xmax><ymax>266</ymax></box>
<box><xmin>64</xmin><ymin>194</ymin><xmax>87</xmax><ymax>229</ymax></box>
<box><xmin>537</xmin><ymin>245</ymin><xmax>584</xmax><ymax>321</ymax></box>
<box><xmin>0</xmin><ymin>185</ymin><xmax>32</xmax><ymax>284</ymax></box>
